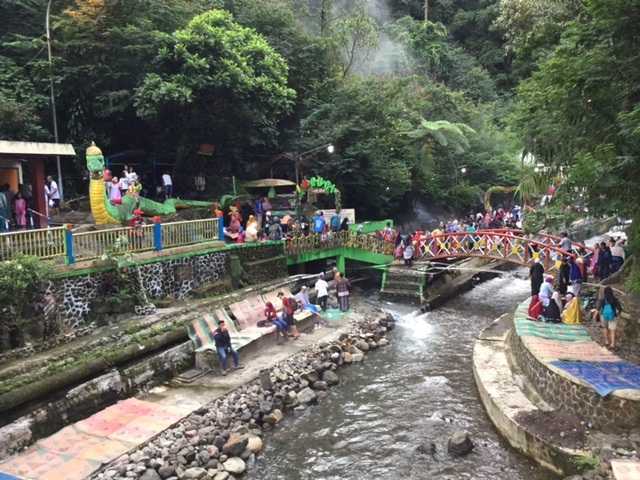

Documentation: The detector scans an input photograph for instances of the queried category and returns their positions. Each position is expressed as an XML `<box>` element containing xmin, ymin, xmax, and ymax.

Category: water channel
<box><xmin>248</xmin><ymin>272</ymin><xmax>556</xmax><ymax>480</ymax></box>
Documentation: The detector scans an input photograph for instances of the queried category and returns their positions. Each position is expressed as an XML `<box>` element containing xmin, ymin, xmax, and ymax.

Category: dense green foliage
<box><xmin>1</xmin><ymin>0</ymin><xmax>638</xmax><ymax>260</ymax></box>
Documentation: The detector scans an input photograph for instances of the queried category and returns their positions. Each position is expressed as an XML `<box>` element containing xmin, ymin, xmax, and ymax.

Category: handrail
<box><xmin>417</xmin><ymin>231</ymin><xmax>590</xmax><ymax>272</ymax></box>
<box><xmin>0</xmin><ymin>226</ymin><xmax>66</xmax><ymax>261</ymax></box>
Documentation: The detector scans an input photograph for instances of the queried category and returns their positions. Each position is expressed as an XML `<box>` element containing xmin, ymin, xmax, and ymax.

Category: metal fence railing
<box><xmin>0</xmin><ymin>226</ymin><xmax>66</xmax><ymax>261</ymax></box>
<box><xmin>162</xmin><ymin>218</ymin><xmax>220</xmax><ymax>249</ymax></box>
<box><xmin>72</xmin><ymin>225</ymin><xmax>156</xmax><ymax>262</ymax></box>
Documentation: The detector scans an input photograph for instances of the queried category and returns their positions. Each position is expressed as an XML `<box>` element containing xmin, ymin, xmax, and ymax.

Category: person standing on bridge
<box><xmin>559</xmin><ymin>232</ymin><xmax>572</xmax><ymax>253</ymax></box>
<box><xmin>529</xmin><ymin>258</ymin><xmax>545</xmax><ymax>298</ymax></box>
<box><xmin>568</xmin><ymin>256</ymin><xmax>583</xmax><ymax>296</ymax></box>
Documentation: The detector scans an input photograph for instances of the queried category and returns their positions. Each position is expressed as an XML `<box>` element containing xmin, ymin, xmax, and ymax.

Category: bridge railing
<box><xmin>0</xmin><ymin>217</ymin><xmax>223</xmax><ymax>264</ymax></box>
<box><xmin>0</xmin><ymin>226</ymin><xmax>66</xmax><ymax>261</ymax></box>
<box><xmin>418</xmin><ymin>231</ymin><xmax>584</xmax><ymax>272</ymax></box>
<box><xmin>284</xmin><ymin>231</ymin><xmax>394</xmax><ymax>257</ymax></box>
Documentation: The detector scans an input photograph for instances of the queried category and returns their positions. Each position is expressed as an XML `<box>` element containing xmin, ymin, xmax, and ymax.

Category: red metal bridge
<box><xmin>415</xmin><ymin>228</ymin><xmax>594</xmax><ymax>272</ymax></box>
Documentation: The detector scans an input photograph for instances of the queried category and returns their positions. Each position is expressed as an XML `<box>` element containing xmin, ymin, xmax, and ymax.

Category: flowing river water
<box><xmin>247</xmin><ymin>272</ymin><xmax>557</xmax><ymax>480</ymax></box>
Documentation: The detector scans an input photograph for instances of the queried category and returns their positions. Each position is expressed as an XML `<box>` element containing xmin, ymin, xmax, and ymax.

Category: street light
<box><xmin>460</xmin><ymin>166</ymin><xmax>467</xmax><ymax>174</ymax></box>
<box><xmin>46</xmin><ymin>0</ymin><xmax>63</xmax><ymax>200</ymax></box>
<box><xmin>295</xmin><ymin>143</ymin><xmax>335</xmax><ymax>184</ymax></box>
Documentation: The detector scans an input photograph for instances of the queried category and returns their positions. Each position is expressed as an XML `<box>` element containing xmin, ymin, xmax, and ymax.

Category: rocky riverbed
<box><xmin>91</xmin><ymin>306</ymin><xmax>396</xmax><ymax>480</ymax></box>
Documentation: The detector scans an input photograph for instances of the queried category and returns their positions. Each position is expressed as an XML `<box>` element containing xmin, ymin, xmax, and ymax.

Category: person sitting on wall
<box><xmin>278</xmin><ymin>291</ymin><xmax>300</xmax><ymax>339</ymax></box>
<box><xmin>261</xmin><ymin>301</ymin><xmax>289</xmax><ymax>343</ymax></box>
<box><xmin>212</xmin><ymin>320</ymin><xmax>244</xmax><ymax>375</ymax></box>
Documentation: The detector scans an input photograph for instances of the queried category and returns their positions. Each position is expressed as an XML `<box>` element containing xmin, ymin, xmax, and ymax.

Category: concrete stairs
<box><xmin>379</xmin><ymin>264</ymin><xmax>428</xmax><ymax>304</ymax></box>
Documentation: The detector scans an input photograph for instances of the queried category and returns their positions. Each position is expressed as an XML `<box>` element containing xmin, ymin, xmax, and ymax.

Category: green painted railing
<box><xmin>284</xmin><ymin>231</ymin><xmax>394</xmax><ymax>257</ymax></box>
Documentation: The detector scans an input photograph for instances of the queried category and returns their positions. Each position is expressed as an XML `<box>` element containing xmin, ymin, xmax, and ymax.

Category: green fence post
<box><xmin>64</xmin><ymin>224</ymin><xmax>75</xmax><ymax>264</ymax></box>
<box><xmin>336</xmin><ymin>254</ymin><xmax>346</xmax><ymax>274</ymax></box>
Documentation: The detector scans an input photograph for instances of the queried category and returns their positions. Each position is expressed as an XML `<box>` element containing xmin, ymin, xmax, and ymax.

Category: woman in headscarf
<box><xmin>543</xmin><ymin>291</ymin><xmax>562</xmax><ymax>323</ymax></box>
<box><xmin>562</xmin><ymin>292</ymin><xmax>583</xmax><ymax>324</ymax></box>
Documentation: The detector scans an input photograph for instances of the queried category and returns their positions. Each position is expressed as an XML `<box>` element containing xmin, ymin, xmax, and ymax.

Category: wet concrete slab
<box><xmin>0</xmin><ymin>312</ymin><xmax>352</xmax><ymax>480</ymax></box>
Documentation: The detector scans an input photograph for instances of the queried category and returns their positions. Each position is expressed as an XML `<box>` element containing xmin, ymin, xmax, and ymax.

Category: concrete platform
<box><xmin>0</xmin><ymin>311</ymin><xmax>352</xmax><ymax>480</ymax></box>
<box><xmin>473</xmin><ymin>314</ymin><xmax>588</xmax><ymax>476</ymax></box>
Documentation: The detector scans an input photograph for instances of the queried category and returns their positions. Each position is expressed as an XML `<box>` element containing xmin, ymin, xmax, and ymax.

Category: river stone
<box><xmin>213</xmin><ymin>472</ymin><xmax>230</xmax><ymax>480</ymax></box>
<box><xmin>343</xmin><ymin>352</ymin><xmax>353</xmax><ymax>363</ymax></box>
<box><xmin>297</xmin><ymin>387</ymin><xmax>318</xmax><ymax>404</ymax></box>
<box><xmin>158</xmin><ymin>465</ymin><xmax>176</xmax><ymax>479</ymax></box>
<box><xmin>224</xmin><ymin>457</ymin><xmax>246</xmax><ymax>475</ymax></box>
<box><xmin>447</xmin><ymin>431</ymin><xmax>474</xmax><ymax>456</ymax></box>
<box><xmin>140</xmin><ymin>469</ymin><xmax>161</xmax><ymax>480</ymax></box>
<box><xmin>182</xmin><ymin>467</ymin><xmax>207</xmax><ymax>479</ymax></box>
<box><xmin>264</xmin><ymin>409</ymin><xmax>283</xmax><ymax>425</ymax></box>
<box><xmin>247</xmin><ymin>435</ymin><xmax>263</xmax><ymax>453</ymax></box>
<box><xmin>312</xmin><ymin>380</ymin><xmax>328</xmax><ymax>390</ymax></box>
<box><xmin>222</xmin><ymin>434</ymin><xmax>248</xmax><ymax>457</ymax></box>
<box><xmin>302</xmin><ymin>371</ymin><xmax>320</xmax><ymax>383</ymax></box>
<box><xmin>351</xmin><ymin>352</ymin><xmax>364</xmax><ymax>362</ymax></box>
<box><xmin>355</xmin><ymin>340</ymin><xmax>370</xmax><ymax>352</ymax></box>
<box><xmin>322</xmin><ymin>370</ymin><xmax>339</xmax><ymax>386</ymax></box>
<box><xmin>379</xmin><ymin>338</ymin><xmax>389</xmax><ymax>346</ymax></box>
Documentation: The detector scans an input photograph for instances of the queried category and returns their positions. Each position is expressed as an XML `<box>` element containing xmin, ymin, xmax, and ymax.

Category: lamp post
<box><xmin>295</xmin><ymin>143</ymin><xmax>334</xmax><ymax>185</ymax></box>
<box><xmin>46</xmin><ymin>0</ymin><xmax>63</xmax><ymax>200</ymax></box>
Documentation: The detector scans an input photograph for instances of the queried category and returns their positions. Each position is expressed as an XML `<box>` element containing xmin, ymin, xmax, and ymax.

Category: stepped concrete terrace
<box><xmin>474</xmin><ymin>299</ymin><xmax>640</xmax><ymax>479</ymax></box>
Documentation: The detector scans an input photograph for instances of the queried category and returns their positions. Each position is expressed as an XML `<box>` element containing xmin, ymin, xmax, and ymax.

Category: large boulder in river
<box><xmin>447</xmin><ymin>431</ymin><xmax>474</xmax><ymax>457</ymax></box>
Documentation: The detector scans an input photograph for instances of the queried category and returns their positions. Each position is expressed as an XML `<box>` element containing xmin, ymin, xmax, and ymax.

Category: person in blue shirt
<box><xmin>313</xmin><ymin>211</ymin><xmax>326</xmax><ymax>234</ymax></box>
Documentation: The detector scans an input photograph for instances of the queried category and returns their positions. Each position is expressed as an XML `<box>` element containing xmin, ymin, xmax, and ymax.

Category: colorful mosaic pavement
<box><xmin>0</xmin><ymin>398</ymin><xmax>190</xmax><ymax>480</ymax></box>
<box><xmin>611</xmin><ymin>459</ymin><xmax>640</xmax><ymax>480</ymax></box>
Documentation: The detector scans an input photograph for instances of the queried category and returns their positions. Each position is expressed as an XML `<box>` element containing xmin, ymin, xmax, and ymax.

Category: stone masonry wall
<box><xmin>50</xmin><ymin>243</ymin><xmax>288</xmax><ymax>330</ymax></box>
<box><xmin>509</xmin><ymin>330</ymin><xmax>640</xmax><ymax>431</ymax></box>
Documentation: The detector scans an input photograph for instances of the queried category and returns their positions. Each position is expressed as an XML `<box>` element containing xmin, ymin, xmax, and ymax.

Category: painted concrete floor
<box><xmin>0</xmin><ymin>318</ymin><xmax>349</xmax><ymax>480</ymax></box>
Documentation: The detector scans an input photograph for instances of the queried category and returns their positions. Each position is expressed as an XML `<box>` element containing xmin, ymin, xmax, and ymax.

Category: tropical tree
<box><xmin>135</xmin><ymin>9</ymin><xmax>296</xmax><ymax>170</ymax></box>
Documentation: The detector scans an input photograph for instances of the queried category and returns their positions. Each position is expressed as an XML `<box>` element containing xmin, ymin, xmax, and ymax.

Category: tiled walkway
<box><xmin>0</xmin><ymin>398</ymin><xmax>190</xmax><ymax>480</ymax></box>
<box><xmin>611</xmin><ymin>459</ymin><xmax>640</xmax><ymax>480</ymax></box>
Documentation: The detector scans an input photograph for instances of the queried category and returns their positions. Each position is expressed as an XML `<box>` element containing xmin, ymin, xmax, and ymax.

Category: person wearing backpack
<box><xmin>597</xmin><ymin>286</ymin><xmax>622</xmax><ymax>349</ymax></box>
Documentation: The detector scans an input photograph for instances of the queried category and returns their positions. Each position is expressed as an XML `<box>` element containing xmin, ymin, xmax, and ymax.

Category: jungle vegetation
<box><xmin>0</xmin><ymin>0</ymin><xmax>638</xmax><ymax>234</ymax></box>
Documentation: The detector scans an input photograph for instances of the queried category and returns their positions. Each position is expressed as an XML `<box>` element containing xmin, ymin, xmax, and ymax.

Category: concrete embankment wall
<box><xmin>509</xmin><ymin>328</ymin><xmax>640</xmax><ymax>431</ymax></box>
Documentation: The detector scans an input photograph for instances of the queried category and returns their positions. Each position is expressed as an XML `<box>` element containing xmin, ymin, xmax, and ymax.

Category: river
<box><xmin>247</xmin><ymin>272</ymin><xmax>556</xmax><ymax>480</ymax></box>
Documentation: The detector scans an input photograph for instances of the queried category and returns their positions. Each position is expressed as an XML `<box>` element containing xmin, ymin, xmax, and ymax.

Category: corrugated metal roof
<box><xmin>0</xmin><ymin>140</ymin><xmax>76</xmax><ymax>156</ymax></box>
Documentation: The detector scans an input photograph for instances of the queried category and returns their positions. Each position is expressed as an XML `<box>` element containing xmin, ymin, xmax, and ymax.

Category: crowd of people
<box><xmin>527</xmin><ymin>232</ymin><xmax>627</xmax><ymax>350</ymax></box>
<box><xmin>377</xmin><ymin>207</ymin><xmax>524</xmax><ymax>266</ymax></box>
<box><xmin>221</xmin><ymin>196</ymin><xmax>350</xmax><ymax>244</ymax></box>
<box><xmin>212</xmin><ymin>269</ymin><xmax>351</xmax><ymax>375</ymax></box>
<box><xmin>0</xmin><ymin>176</ymin><xmax>61</xmax><ymax>231</ymax></box>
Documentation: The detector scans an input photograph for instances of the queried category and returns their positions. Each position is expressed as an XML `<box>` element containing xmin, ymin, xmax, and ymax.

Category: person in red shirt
<box><xmin>278</xmin><ymin>291</ymin><xmax>300</xmax><ymax>339</ymax></box>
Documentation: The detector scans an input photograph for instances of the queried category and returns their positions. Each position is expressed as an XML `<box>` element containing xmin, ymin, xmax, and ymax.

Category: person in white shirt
<box><xmin>46</xmin><ymin>176</ymin><xmax>60</xmax><ymax>214</ymax></box>
<box><xmin>162</xmin><ymin>172</ymin><xmax>173</xmax><ymax>198</ymax></box>
<box><xmin>315</xmin><ymin>274</ymin><xmax>329</xmax><ymax>311</ymax></box>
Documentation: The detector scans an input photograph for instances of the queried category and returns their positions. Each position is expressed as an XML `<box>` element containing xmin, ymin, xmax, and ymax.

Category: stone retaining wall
<box><xmin>509</xmin><ymin>329</ymin><xmax>640</xmax><ymax>430</ymax></box>
<box><xmin>49</xmin><ymin>243</ymin><xmax>287</xmax><ymax>330</ymax></box>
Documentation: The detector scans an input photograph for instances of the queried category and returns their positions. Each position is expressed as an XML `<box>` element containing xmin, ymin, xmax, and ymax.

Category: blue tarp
<box><xmin>551</xmin><ymin>360</ymin><xmax>640</xmax><ymax>396</ymax></box>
